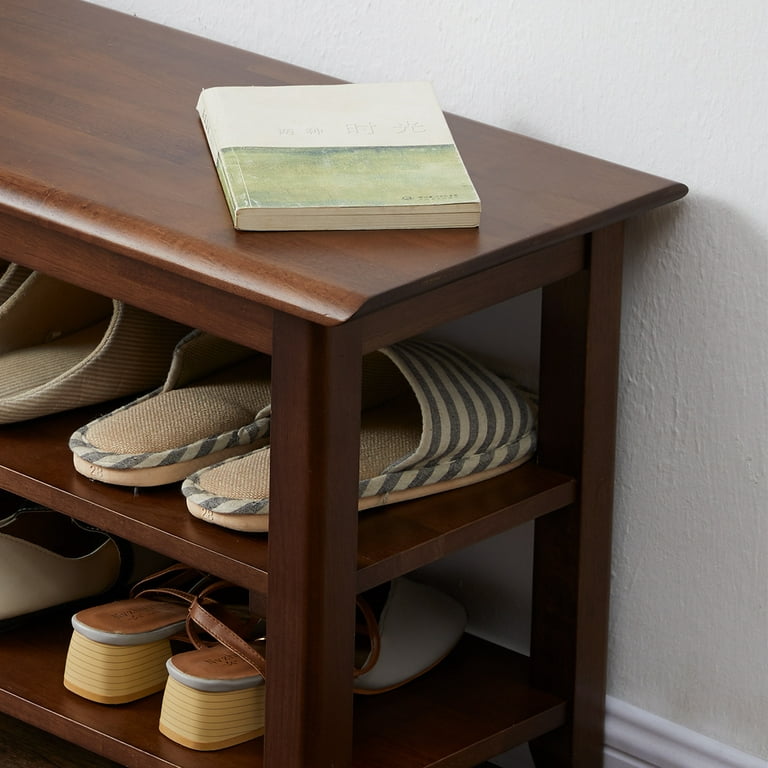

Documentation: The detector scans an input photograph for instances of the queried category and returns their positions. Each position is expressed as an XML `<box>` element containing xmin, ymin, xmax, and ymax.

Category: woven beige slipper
<box><xmin>0</xmin><ymin>272</ymin><xmax>190</xmax><ymax>424</ymax></box>
<box><xmin>69</xmin><ymin>331</ymin><xmax>271</xmax><ymax>487</ymax></box>
<box><xmin>183</xmin><ymin>339</ymin><xmax>537</xmax><ymax>532</ymax></box>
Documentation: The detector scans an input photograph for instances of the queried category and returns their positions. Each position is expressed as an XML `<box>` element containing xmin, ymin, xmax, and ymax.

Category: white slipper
<box><xmin>353</xmin><ymin>577</ymin><xmax>467</xmax><ymax>694</ymax></box>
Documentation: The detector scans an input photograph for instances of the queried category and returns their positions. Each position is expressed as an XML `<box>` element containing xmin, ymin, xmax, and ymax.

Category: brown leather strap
<box><xmin>129</xmin><ymin>562</ymin><xmax>206</xmax><ymax>599</ymax></box>
<box><xmin>182</xmin><ymin>579</ymin><xmax>382</xmax><ymax>682</ymax></box>
<box><xmin>353</xmin><ymin>595</ymin><xmax>381</xmax><ymax>678</ymax></box>
<box><xmin>131</xmin><ymin>586</ymin><xmax>198</xmax><ymax>604</ymax></box>
<box><xmin>187</xmin><ymin>596</ymin><xmax>267</xmax><ymax>675</ymax></box>
<box><xmin>173</xmin><ymin>580</ymin><xmax>381</xmax><ymax>677</ymax></box>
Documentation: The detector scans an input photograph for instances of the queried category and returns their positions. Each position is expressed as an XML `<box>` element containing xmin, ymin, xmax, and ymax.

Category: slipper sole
<box><xmin>186</xmin><ymin>451</ymin><xmax>533</xmax><ymax>533</ymax></box>
<box><xmin>72</xmin><ymin>438</ymin><xmax>267</xmax><ymax>487</ymax></box>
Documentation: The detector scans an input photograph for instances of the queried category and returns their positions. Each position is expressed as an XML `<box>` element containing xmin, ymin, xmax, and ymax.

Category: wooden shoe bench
<box><xmin>0</xmin><ymin>1</ymin><xmax>687</xmax><ymax>767</ymax></box>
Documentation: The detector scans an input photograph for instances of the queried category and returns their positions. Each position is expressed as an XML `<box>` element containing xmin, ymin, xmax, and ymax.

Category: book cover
<box><xmin>196</xmin><ymin>82</ymin><xmax>481</xmax><ymax>231</ymax></box>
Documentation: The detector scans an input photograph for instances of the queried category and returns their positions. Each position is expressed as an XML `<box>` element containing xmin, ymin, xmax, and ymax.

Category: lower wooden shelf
<box><xmin>0</xmin><ymin>615</ymin><xmax>565</xmax><ymax>768</ymax></box>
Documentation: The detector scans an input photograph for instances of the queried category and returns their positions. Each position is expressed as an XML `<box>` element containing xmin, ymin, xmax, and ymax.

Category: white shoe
<box><xmin>0</xmin><ymin>506</ymin><xmax>121</xmax><ymax>624</ymax></box>
<box><xmin>354</xmin><ymin>577</ymin><xmax>467</xmax><ymax>693</ymax></box>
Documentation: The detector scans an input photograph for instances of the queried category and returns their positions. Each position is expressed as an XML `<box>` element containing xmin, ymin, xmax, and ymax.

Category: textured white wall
<box><xmin>85</xmin><ymin>0</ymin><xmax>768</xmax><ymax>760</ymax></box>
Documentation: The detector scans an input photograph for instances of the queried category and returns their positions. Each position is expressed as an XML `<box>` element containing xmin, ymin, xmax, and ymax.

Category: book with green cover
<box><xmin>196</xmin><ymin>82</ymin><xmax>481</xmax><ymax>231</ymax></box>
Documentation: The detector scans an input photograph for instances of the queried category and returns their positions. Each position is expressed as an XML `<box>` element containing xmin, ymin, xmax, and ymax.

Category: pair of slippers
<box><xmin>64</xmin><ymin>563</ymin><xmax>467</xmax><ymax>751</ymax></box>
<box><xmin>0</xmin><ymin>266</ymin><xmax>190</xmax><ymax>424</ymax></box>
<box><xmin>70</xmin><ymin>331</ymin><xmax>538</xmax><ymax>532</ymax></box>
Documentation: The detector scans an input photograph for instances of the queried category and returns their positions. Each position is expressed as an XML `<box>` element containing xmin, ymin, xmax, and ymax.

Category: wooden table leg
<box><xmin>264</xmin><ymin>313</ymin><xmax>363</xmax><ymax>768</ymax></box>
<box><xmin>529</xmin><ymin>223</ymin><xmax>624</xmax><ymax>767</ymax></box>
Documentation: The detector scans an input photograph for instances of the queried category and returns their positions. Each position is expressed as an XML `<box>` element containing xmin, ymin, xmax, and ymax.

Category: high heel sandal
<box><xmin>63</xmin><ymin>564</ymin><xmax>251</xmax><ymax>705</ymax></box>
<box><xmin>157</xmin><ymin>577</ymin><xmax>466</xmax><ymax>750</ymax></box>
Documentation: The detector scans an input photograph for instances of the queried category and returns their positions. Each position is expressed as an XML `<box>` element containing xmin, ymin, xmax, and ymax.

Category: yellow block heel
<box><xmin>63</xmin><ymin>630</ymin><xmax>173</xmax><ymax>704</ymax></box>
<box><xmin>159</xmin><ymin>673</ymin><xmax>265</xmax><ymax>751</ymax></box>
<box><xmin>63</xmin><ymin>564</ymin><xmax>223</xmax><ymax>705</ymax></box>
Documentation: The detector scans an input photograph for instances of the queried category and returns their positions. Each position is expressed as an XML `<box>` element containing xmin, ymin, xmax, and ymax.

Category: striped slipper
<box><xmin>182</xmin><ymin>339</ymin><xmax>537</xmax><ymax>532</ymax></box>
<box><xmin>0</xmin><ymin>272</ymin><xmax>190</xmax><ymax>424</ymax></box>
<box><xmin>69</xmin><ymin>330</ymin><xmax>272</xmax><ymax>487</ymax></box>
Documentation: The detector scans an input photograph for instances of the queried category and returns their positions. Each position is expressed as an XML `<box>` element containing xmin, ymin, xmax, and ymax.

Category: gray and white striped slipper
<box><xmin>182</xmin><ymin>339</ymin><xmax>537</xmax><ymax>532</ymax></box>
<box><xmin>69</xmin><ymin>330</ymin><xmax>272</xmax><ymax>487</ymax></box>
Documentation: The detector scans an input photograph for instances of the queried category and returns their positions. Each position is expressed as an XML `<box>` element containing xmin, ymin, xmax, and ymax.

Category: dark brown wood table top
<box><xmin>0</xmin><ymin>0</ymin><xmax>687</xmax><ymax>328</ymax></box>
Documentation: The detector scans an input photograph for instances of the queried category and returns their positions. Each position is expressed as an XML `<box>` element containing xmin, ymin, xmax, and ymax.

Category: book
<box><xmin>195</xmin><ymin>82</ymin><xmax>481</xmax><ymax>231</ymax></box>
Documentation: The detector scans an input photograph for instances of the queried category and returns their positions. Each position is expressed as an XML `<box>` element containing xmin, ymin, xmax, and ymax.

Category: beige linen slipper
<box><xmin>0</xmin><ymin>272</ymin><xmax>190</xmax><ymax>424</ymax></box>
<box><xmin>69</xmin><ymin>330</ymin><xmax>272</xmax><ymax>487</ymax></box>
<box><xmin>182</xmin><ymin>338</ymin><xmax>537</xmax><ymax>532</ymax></box>
<box><xmin>0</xmin><ymin>506</ymin><xmax>121</xmax><ymax>626</ymax></box>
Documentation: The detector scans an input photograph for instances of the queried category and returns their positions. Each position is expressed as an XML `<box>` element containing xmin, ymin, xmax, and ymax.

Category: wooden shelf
<box><xmin>0</xmin><ymin>617</ymin><xmax>564</xmax><ymax>768</ymax></box>
<box><xmin>0</xmin><ymin>405</ymin><xmax>575</xmax><ymax>594</ymax></box>
<box><xmin>356</xmin><ymin>463</ymin><xmax>576</xmax><ymax>591</ymax></box>
<box><xmin>352</xmin><ymin>635</ymin><xmax>566</xmax><ymax>768</ymax></box>
<box><xmin>0</xmin><ymin>404</ymin><xmax>272</xmax><ymax>593</ymax></box>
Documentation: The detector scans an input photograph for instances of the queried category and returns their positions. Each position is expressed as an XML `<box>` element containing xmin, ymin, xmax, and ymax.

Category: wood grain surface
<box><xmin>0</xmin><ymin>711</ymin><xmax>121</xmax><ymax>768</ymax></box>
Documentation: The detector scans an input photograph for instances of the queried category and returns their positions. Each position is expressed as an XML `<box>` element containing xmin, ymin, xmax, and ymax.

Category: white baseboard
<box><xmin>491</xmin><ymin>696</ymin><xmax>766</xmax><ymax>768</ymax></box>
<box><xmin>604</xmin><ymin>696</ymin><xmax>767</xmax><ymax>768</ymax></box>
